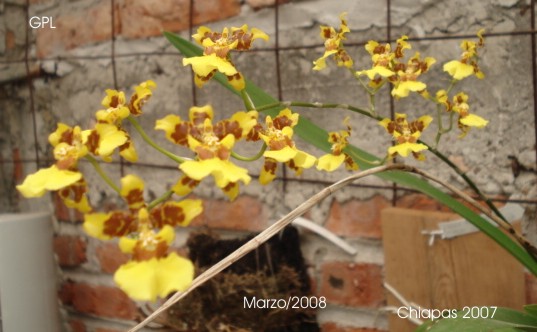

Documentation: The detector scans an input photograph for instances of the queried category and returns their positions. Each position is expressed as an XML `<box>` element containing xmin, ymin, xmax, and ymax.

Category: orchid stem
<box><xmin>127</xmin><ymin>116</ymin><xmax>185</xmax><ymax>164</ymax></box>
<box><xmin>85</xmin><ymin>155</ymin><xmax>120</xmax><ymax>194</ymax></box>
<box><xmin>147</xmin><ymin>190</ymin><xmax>174</xmax><ymax>210</ymax></box>
<box><xmin>241</xmin><ymin>89</ymin><xmax>256</xmax><ymax>111</ymax></box>
<box><xmin>421</xmin><ymin>141</ymin><xmax>507</xmax><ymax>222</ymax></box>
<box><xmin>231</xmin><ymin>143</ymin><xmax>267</xmax><ymax>161</ymax></box>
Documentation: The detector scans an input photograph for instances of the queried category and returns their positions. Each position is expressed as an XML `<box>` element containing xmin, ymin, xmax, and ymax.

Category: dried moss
<box><xmin>166</xmin><ymin>227</ymin><xmax>319</xmax><ymax>332</ymax></box>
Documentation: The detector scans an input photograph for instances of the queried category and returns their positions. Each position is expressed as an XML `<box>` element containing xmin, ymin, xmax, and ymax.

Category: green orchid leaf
<box><xmin>525</xmin><ymin>305</ymin><xmax>537</xmax><ymax>318</ymax></box>
<box><xmin>415</xmin><ymin>307</ymin><xmax>537</xmax><ymax>332</ymax></box>
<box><xmin>163</xmin><ymin>31</ymin><xmax>537</xmax><ymax>276</ymax></box>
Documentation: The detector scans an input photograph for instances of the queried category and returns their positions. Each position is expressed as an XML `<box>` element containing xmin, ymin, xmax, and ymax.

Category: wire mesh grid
<box><xmin>2</xmin><ymin>0</ymin><xmax>537</xmax><ymax>208</ymax></box>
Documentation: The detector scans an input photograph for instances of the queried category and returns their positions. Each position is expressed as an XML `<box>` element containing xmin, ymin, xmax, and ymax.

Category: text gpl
<box><xmin>29</xmin><ymin>16</ymin><xmax>56</xmax><ymax>29</ymax></box>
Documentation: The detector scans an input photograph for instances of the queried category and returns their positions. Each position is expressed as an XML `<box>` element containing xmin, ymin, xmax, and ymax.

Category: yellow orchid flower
<box><xmin>129</xmin><ymin>80</ymin><xmax>157</xmax><ymax>116</ymax></box>
<box><xmin>357</xmin><ymin>35</ymin><xmax>434</xmax><ymax>96</ymax></box>
<box><xmin>313</xmin><ymin>12</ymin><xmax>353</xmax><ymax>70</ymax></box>
<box><xmin>171</xmin><ymin>175</ymin><xmax>200</xmax><ymax>196</ymax></box>
<box><xmin>180</xmin><ymin>158</ymin><xmax>251</xmax><ymax>200</ymax></box>
<box><xmin>391</xmin><ymin>52</ymin><xmax>435</xmax><ymax>98</ymax></box>
<box><xmin>379</xmin><ymin>113</ymin><xmax>433</xmax><ymax>160</ymax></box>
<box><xmin>185</xmin><ymin>25</ymin><xmax>268</xmax><ymax>90</ymax></box>
<box><xmin>96</xmin><ymin>80</ymin><xmax>156</xmax><ymax>124</ymax></box>
<box><xmin>112</xmin><ymin>211</ymin><xmax>195</xmax><ymax>302</ymax></box>
<box><xmin>451</xmin><ymin>92</ymin><xmax>488</xmax><ymax>137</ymax></box>
<box><xmin>83</xmin><ymin>175</ymin><xmax>203</xmax><ymax>240</ymax></box>
<box><xmin>17</xmin><ymin>165</ymin><xmax>82</xmax><ymax>198</ymax></box>
<box><xmin>444</xmin><ymin>29</ymin><xmax>485</xmax><ymax>80</ymax></box>
<box><xmin>114</xmin><ymin>252</ymin><xmax>194</xmax><ymax>302</ymax></box>
<box><xmin>17</xmin><ymin>123</ymin><xmax>91</xmax><ymax>212</ymax></box>
<box><xmin>183</xmin><ymin>54</ymin><xmax>243</xmax><ymax>90</ymax></box>
<box><xmin>84</xmin><ymin>123</ymin><xmax>128</xmax><ymax>162</ymax></box>
<box><xmin>58</xmin><ymin>178</ymin><xmax>92</xmax><ymax>213</ymax></box>
<box><xmin>120</xmin><ymin>174</ymin><xmax>146</xmax><ymax>211</ymax></box>
<box><xmin>156</xmin><ymin>105</ymin><xmax>258</xmax><ymax>199</ymax></box>
<box><xmin>317</xmin><ymin>117</ymin><xmax>358</xmax><ymax>172</ymax></box>
<box><xmin>257</xmin><ymin>109</ymin><xmax>316</xmax><ymax>184</ymax></box>
<box><xmin>97</xmin><ymin>89</ymin><xmax>130</xmax><ymax>124</ymax></box>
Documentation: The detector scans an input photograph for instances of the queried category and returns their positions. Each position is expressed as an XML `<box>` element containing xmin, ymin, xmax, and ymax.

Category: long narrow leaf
<box><xmin>164</xmin><ymin>31</ymin><xmax>537</xmax><ymax>276</ymax></box>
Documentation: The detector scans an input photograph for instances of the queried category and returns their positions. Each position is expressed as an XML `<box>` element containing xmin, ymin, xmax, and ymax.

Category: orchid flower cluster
<box><xmin>17</xmin><ymin>14</ymin><xmax>489</xmax><ymax>302</ymax></box>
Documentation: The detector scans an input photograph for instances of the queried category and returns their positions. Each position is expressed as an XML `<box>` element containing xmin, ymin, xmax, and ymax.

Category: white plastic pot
<box><xmin>0</xmin><ymin>212</ymin><xmax>60</xmax><ymax>332</ymax></box>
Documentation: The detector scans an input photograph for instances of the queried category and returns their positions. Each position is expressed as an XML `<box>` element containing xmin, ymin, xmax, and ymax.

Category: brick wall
<box><xmin>1</xmin><ymin>0</ymin><xmax>537</xmax><ymax>331</ymax></box>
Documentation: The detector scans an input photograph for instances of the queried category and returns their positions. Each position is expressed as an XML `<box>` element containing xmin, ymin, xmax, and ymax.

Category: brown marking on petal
<box><xmin>56</xmin><ymin>155</ymin><xmax>77</xmax><ymax>170</ymax></box>
<box><xmin>59</xmin><ymin>178</ymin><xmax>88</xmax><ymax>204</ymax></box>
<box><xmin>198</xmin><ymin>71</ymin><xmax>215</xmax><ymax>83</ymax></box>
<box><xmin>103</xmin><ymin>212</ymin><xmax>137</xmax><ymax>237</ymax></box>
<box><xmin>132</xmin><ymin>240</ymin><xmax>168</xmax><ymax>261</ymax></box>
<box><xmin>128</xmin><ymin>94</ymin><xmax>150</xmax><ymax>116</ymax></box>
<box><xmin>191</xmin><ymin>112</ymin><xmax>211</xmax><ymax>126</ymax></box>
<box><xmin>150</xmin><ymin>204</ymin><xmax>186</xmax><ymax>228</ymax></box>
<box><xmin>268</xmin><ymin>139</ymin><xmax>289</xmax><ymax>151</ymax></box>
<box><xmin>246</xmin><ymin>123</ymin><xmax>262</xmax><ymax>141</ymax></box>
<box><xmin>344</xmin><ymin>154</ymin><xmax>358</xmax><ymax>169</ymax></box>
<box><xmin>227</xmin><ymin>72</ymin><xmax>242</xmax><ymax>84</ymax></box>
<box><xmin>216</xmin><ymin>146</ymin><xmax>230</xmax><ymax>160</ymax></box>
<box><xmin>214</xmin><ymin>120</ymin><xmax>242</xmax><ymax>140</ymax></box>
<box><xmin>264</xmin><ymin>159</ymin><xmax>277</xmax><ymax>175</ymax></box>
<box><xmin>86</xmin><ymin>130</ymin><xmax>100</xmax><ymax>154</ymax></box>
<box><xmin>60</xmin><ymin>129</ymin><xmax>74</xmax><ymax>145</ymax></box>
<box><xmin>393</xmin><ymin>63</ymin><xmax>405</xmax><ymax>72</ymax></box>
<box><xmin>109</xmin><ymin>95</ymin><xmax>120</xmax><ymax>108</ymax></box>
<box><xmin>182</xmin><ymin>176</ymin><xmax>200</xmax><ymax>189</ymax></box>
<box><xmin>196</xmin><ymin>146</ymin><xmax>216</xmax><ymax>160</ymax></box>
<box><xmin>162</xmin><ymin>204</ymin><xmax>186</xmax><ymax>226</ymax></box>
<box><xmin>373</xmin><ymin>45</ymin><xmax>386</xmax><ymax>54</ymax></box>
<box><xmin>125</xmin><ymin>188</ymin><xmax>144</xmax><ymax>208</ymax></box>
<box><xmin>171</xmin><ymin>123</ymin><xmax>190</xmax><ymax>146</ymax></box>
<box><xmin>237</xmin><ymin>35</ymin><xmax>252</xmax><ymax>50</ymax></box>
<box><xmin>273</xmin><ymin>115</ymin><xmax>293</xmax><ymax>130</ymax></box>
<box><xmin>287</xmin><ymin>158</ymin><xmax>300</xmax><ymax>173</ymax></box>
<box><xmin>394</xmin><ymin>46</ymin><xmax>404</xmax><ymax>58</ymax></box>
<box><xmin>386</xmin><ymin>121</ymin><xmax>396</xmax><ymax>134</ymax></box>
<box><xmin>321</xmin><ymin>27</ymin><xmax>332</xmax><ymax>39</ymax></box>
<box><xmin>337</xmin><ymin>50</ymin><xmax>352</xmax><ymax>64</ymax></box>
<box><xmin>329</xmin><ymin>133</ymin><xmax>338</xmax><ymax>143</ymax></box>
<box><xmin>332</xmin><ymin>145</ymin><xmax>343</xmax><ymax>156</ymax></box>
<box><xmin>409</xmin><ymin>120</ymin><xmax>425</xmax><ymax>133</ymax></box>
<box><xmin>119</xmin><ymin>139</ymin><xmax>131</xmax><ymax>153</ymax></box>
<box><xmin>215</xmin><ymin>47</ymin><xmax>231</xmax><ymax>58</ymax></box>
<box><xmin>222</xmin><ymin>182</ymin><xmax>238</xmax><ymax>194</ymax></box>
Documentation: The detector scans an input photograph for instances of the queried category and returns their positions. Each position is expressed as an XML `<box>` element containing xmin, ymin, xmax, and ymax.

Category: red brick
<box><xmin>396</xmin><ymin>193</ymin><xmax>505</xmax><ymax>213</ymax></box>
<box><xmin>120</xmin><ymin>0</ymin><xmax>241</xmax><ymax>39</ymax></box>
<box><xmin>12</xmin><ymin>148</ymin><xmax>23</xmax><ymax>183</ymax></box>
<box><xmin>321</xmin><ymin>323</ymin><xmax>386</xmax><ymax>332</ymax></box>
<box><xmin>526</xmin><ymin>273</ymin><xmax>537</xmax><ymax>304</ymax></box>
<box><xmin>95</xmin><ymin>328</ymin><xmax>123</xmax><ymax>332</ymax></box>
<box><xmin>53</xmin><ymin>192</ymin><xmax>84</xmax><ymax>222</ymax></box>
<box><xmin>191</xmin><ymin>195</ymin><xmax>268</xmax><ymax>232</ymax></box>
<box><xmin>58</xmin><ymin>280</ymin><xmax>75</xmax><ymax>305</ymax></box>
<box><xmin>5</xmin><ymin>30</ymin><xmax>16</xmax><ymax>51</ymax></box>
<box><xmin>69</xmin><ymin>319</ymin><xmax>87</xmax><ymax>332</ymax></box>
<box><xmin>96</xmin><ymin>242</ymin><xmax>130</xmax><ymax>274</ymax></box>
<box><xmin>36</xmin><ymin>0</ymin><xmax>120</xmax><ymax>58</ymax></box>
<box><xmin>54</xmin><ymin>235</ymin><xmax>87</xmax><ymax>267</ymax></box>
<box><xmin>72</xmin><ymin>283</ymin><xmax>139</xmax><ymax>320</ymax></box>
<box><xmin>396</xmin><ymin>194</ymin><xmax>452</xmax><ymax>212</ymax></box>
<box><xmin>319</xmin><ymin>262</ymin><xmax>384</xmax><ymax>308</ymax></box>
<box><xmin>246</xmin><ymin>0</ymin><xmax>290</xmax><ymax>10</ymax></box>
<box><xmin>325</xmin><ymin>196</ymin><xmax>389</xmax><ymax>239</ymax></box>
